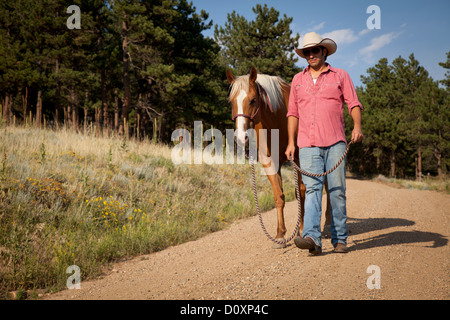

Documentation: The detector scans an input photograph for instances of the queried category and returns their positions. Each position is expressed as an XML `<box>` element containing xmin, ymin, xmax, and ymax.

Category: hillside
<box><xmin>0</xmin><ymin>126</ymin><xmax>294</xmax><ymax>297</ymax></box>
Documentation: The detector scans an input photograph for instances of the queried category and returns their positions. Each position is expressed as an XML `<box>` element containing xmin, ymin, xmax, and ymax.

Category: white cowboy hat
<box><xmin>295</xmin><ymin>32</ymin><xmax>337</xmax><ymax>58</ymax></box>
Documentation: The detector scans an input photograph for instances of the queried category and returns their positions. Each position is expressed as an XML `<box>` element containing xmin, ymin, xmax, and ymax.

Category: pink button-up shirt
<box><xmin>287</xmin><ymin>64</ymin><xmax>362</xmax><ymax>148</ymax></box>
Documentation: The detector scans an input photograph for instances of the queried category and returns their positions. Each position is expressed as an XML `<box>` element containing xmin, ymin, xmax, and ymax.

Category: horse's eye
<box><xmin>250</xmin><ymin>98</ymin><xmax>256</xmax><ymax>105</ymax></box>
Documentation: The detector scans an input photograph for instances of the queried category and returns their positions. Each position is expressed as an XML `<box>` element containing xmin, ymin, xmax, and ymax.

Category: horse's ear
<box><xmin>226</xmin><ymin>69</ymin><xmax>235</xmax><ymax>84</ymax></box>
<box><xmin>249</xmin><ymin>66</ymin><xmax>257</xmax><ymax>84</ymax></box>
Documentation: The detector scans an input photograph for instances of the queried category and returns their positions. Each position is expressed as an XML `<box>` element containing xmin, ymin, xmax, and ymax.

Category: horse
<box><xmin>226</xmin><ymin>67</ymin><xmax>331</xmax><ymax>248</ymax></box>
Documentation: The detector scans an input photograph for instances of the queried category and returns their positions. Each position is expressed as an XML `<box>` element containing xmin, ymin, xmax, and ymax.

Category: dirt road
<box><xmin>47</xmin><ymin>179</ymin><xmax>449</xmax><ymax>300</ymax></box>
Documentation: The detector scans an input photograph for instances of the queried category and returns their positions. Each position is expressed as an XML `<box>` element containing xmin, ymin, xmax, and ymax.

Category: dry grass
<box><xmin>372</xmin><ymin>174</ymin><xmax>449</xmax><ymax>194</ymax></box>
<box><xmin>0</xmin><ymin>125</ymin><xmax>296</xmax><ymax>298</ymax></box>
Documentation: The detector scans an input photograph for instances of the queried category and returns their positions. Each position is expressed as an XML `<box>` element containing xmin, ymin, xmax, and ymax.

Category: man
<box><xmin>285</xmin><ymin>32</ymin><xmax>363</xmax><ymax>255</ymax></box>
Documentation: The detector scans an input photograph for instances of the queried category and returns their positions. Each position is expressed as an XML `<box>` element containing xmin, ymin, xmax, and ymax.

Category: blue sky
<box><xmin>191</xmin><ymin>0</ymin><xmax>450</xmax><ymax>88</ymax></box>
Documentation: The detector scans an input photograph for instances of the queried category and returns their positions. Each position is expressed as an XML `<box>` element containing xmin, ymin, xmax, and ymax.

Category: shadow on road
<box><xmin>346</xmin><ymin>217</ymin><xmax>448</xmax><ymax>251</ymax></box>
<box><xmin>348</xmin><ymin>217</ymin><xmax>414</xmax><ymax>236</ymax></box>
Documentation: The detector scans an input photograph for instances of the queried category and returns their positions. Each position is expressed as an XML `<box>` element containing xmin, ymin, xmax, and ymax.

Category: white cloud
<box><xmin>321</xmin><ymin>29</ymin><xmax>359</xmax><ymax>45</ymax></box>
<box><xmin>358</xmin><ymin>29</ymin><xmax>371</xmax><ymax>37</ymax></box>
<box><xmin>359</xmin><ymin>32</ymin><xmax>401</xmax><ymax>56</ymax></box>
<box><xmin>301</xmin><ymin>27</ymin><xmax>371</xmax><ymax>48</ymax></box>
<box><xmin>346</xmin><ymin>56</ymin><xmax>360</xmax><ymax>67</ymax></box>
<box><xmin>310</xmin><ymin>21</ymin><xmax>326</xmax><ymax>32</ymax></box>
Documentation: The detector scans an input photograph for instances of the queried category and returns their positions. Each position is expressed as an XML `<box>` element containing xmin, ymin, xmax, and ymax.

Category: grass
<box><xmin>0</xmin><ymin>125</ymin><xmax>296</xmax><ymax>299</ymax></box>
<box><xmin>372</xmin><ymin>174</ymin><xmax>449</xmax><ymax>194</ymax></box>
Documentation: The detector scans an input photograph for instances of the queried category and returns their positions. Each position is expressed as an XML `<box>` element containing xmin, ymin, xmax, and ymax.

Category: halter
<box><xmin>231</xmin><ymin>84</ymin><xmax>273</xmax><ymax>122</ymax></box>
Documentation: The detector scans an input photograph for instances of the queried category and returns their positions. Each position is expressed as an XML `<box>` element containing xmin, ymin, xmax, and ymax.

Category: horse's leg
<box><xmin>293</xmin><ymin>157</ymin><xmax>306</xmax><ymax>237</ymax></box>
<box><xmin>323</xmin><ymin>177</ymin><xmax>332</xmax><ymax>238</ymax></box>
<box><xmin>265</xmin><ymin>172</ymin><xmax>287</xmax><ymax>249</ymax></box>
<box><xmin>296</xmin><ymin>173</ymin><xmax>306</xmax><ymax>237</ymax></box>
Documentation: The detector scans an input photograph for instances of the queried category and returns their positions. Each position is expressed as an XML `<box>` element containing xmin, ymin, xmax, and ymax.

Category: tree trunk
<box><xmin>376</xmin><ymin>155</ymin><xmax>380</xmax><ymax>172</ymax></box>
<box><xmin>55</xmin><ymin>58</ymin><xmax>62</xmax><ymax>129</ymax></box>
<box><xmin>375</xmin><ymin>148</ymin><xmax>381</xmax><ymax>173</ymax></box>
<box><xmin>435</xmin><ymin>129</ymin><xmax>443</xmax><ymax>178</ymax></box>
<box><xmin>121</xmin><ymin>19</ymin><xmax>131</xmax><ymax>136</ymax></box>
<box><xmin>84</xmin><ymin>107</ymin><xmax>88</xmax><ymax>135</ymax></box>
<box><xmin>436</xmin><ymin>152</ymin><xmax>442</xmax><ymax>178</ymax></box>
<box><xmin>95</xmin><ymin>106</ymin><xmax>101</xmax><ymax>137</ymax></box>
<box><xmin>159</xmin><ymin>112</ymin><xmax>166</xmax><ymax>142</ymax></box>
<box><xmin>84</xmin><ymin>90</ymin><xmax>89</xmax><ymax>135</ymax></box>
<box><xmin>64</xmin><ymin>105</ymin><xmax>69</xmax><ymax>128</ymax></box>
<box><xmin>114</xmin><ymin>92</ymin><xmax>120</xmax><ymax>135</ymax></box>
<box><xmin>359</xmin><ymin>152</ymin><xmax>365</xmax><ymax>176</ymax></box>
<box><xmin>3</xmin><ymin>93</ymin><xmax>12</xmax><ymax>125</ymax></box>
<box><xmin>72</xmin><ymin>106</ymin><xmax>78</xmax><ymax>132</ymax></box>
<box><xmin>416</xmin><ymin>147</ymin><xmax>422</xmax><ymax>182</ymax></box>
<box><xmin>101</xmin><ymin>69</ymin><xmax>109</xmax><ymax>137</ymax></box>
<box><xmin>434</xmin><ymin>146</ymin><xmax>442</xmax><ymax>178</ymax></box>
<box><xmin>389</xmin><ymin>151</ymin><xmax>396</xmax><ymax>178</ymax></box>
<box><xmin>35</xmin><ymin>90</ymin><xmax>42</xmax><ymax>129</ymax></box>
<box><xmin>92</xmin><ymin>90</ymin><xmax>101</xmax><ymax>137</ymax></box>
<box><xmin>70</xmin><ymin>89</ymin><xmax>78</xmax><ymax>132</ymax></box>
<box><xmin>136</xmin><ymin>111</ymin><xmax>141</xmax><ymax>140</ymax></box>
<box><xmin>22</xmin><ymin>87</ymin><xmax>28</xmax><ymax>123</ymax></box>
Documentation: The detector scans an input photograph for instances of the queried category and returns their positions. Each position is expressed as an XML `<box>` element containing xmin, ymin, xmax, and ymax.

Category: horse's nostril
<box><xmin>234</xmin><ymin>129</ymin><xmax>248</xmax><ymax>146</ymax></box>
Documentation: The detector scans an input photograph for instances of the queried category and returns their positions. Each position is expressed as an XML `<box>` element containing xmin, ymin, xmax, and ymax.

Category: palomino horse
<box><xmin>226</xmin><ymin>67</ymin><xmax>331</xmax><ymax>248</ymax></box>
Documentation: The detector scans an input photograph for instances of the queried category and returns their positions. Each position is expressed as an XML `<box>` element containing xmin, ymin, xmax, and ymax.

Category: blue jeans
<box><xmin>299</xmin><ymin>141</ymin><xmax>348</xmax><ymax>247</ymax></box>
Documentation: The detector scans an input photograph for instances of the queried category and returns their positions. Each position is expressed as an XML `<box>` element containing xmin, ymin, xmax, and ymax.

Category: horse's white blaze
<box><xmin>235</xmin><ymin>90</ymin><xmax>247</xmax><ymax>145</ymax></box>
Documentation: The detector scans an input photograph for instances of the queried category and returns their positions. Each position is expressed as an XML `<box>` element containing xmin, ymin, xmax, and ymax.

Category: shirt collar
<box><xmin>302</xmin><ymin>63</ymin><xmax>336</xmax><ymax>74</ymax></box>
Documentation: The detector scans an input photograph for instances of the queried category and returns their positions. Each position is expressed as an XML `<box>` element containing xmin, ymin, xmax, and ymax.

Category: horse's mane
<box><xmin>229</xmin><ymin>74</ymin><xmax>287</xmax><ymax>113</ymax></box>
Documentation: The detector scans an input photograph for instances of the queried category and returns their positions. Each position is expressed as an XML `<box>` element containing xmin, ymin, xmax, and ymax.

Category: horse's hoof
<box><xmin>322</xmin><ymin>224</ymin><xmax>331</xmax><ymax>239</ymax></box>
<box><xmin>272</xmin><ymin>239</ymin><xmax>286</xmax><ymax>249</ymax></box>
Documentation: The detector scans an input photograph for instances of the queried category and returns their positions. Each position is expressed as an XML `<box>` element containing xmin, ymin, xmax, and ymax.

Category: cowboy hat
<box><xmin>295</xmin><ymin>32</ymin><xmax>337</xmax><ymax>58</ymax></box>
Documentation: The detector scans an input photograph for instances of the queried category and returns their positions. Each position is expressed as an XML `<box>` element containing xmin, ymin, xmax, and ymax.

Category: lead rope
<box><xmin>251</xmin><ymin>141</ymin><xmax>353</xmax><ymax>245</ymax></box>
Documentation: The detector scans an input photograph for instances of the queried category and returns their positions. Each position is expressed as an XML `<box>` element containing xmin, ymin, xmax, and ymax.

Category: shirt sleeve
<box><xmin>286</xmin><ymin>75</ymin><xmax>299</xmax><ymax>118</ymax></box>
<box><xmin>340</xmin><ymin>70</ymin><xmax>363</xmax><ymax>114</ymax></box>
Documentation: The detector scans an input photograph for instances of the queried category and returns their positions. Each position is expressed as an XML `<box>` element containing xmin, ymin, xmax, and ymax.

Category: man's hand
<box><xmin>286</xmin><ymin>116</ymin><xmax>299</xmax><ymax>160</ymax></box>
<box><xmin>350</xmin><ymin>106</ymin><xmax>363</xmax><ymax>143</ymax></box>
<box><xmin>285</xmin><ymin>143</ymin><xmax>296</xmax><ymax>161</ymax></box>
<box><xmin>351</xmin><ymin>127</ymin><xmax>364</xmax><ymax>143</ymax></box>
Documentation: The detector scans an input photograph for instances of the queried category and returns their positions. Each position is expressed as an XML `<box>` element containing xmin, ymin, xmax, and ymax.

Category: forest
<box><xmin>1</xmin><ymin>0</ymin><xmax>449</xmax><ymax>179</ymax></box>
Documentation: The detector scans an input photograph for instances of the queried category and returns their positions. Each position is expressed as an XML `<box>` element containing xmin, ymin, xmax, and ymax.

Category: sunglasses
<box><xmin>302</xmin><ymin>46</ymin><xmax>322</xmax><ymax>57</ymax></box>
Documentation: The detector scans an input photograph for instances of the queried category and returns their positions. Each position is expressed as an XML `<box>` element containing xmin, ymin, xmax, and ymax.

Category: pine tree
<box><xmin>393</xmin><ymin>54</ymin><xmax>430</xmax><ymax>180</ymax></box>
<box><xmin>360</xmin><ymin>58</ymin><xmax>405</xmax><ymax>177</ymax></box>
<box><xmin>438</xmin><ymin>52</ymin><xmax>450</xmax><ymax>90</ymax></box>
<box><xmin>110</xmin><ymin>0</ymin><xmax>226</xmax><ymax>141</ymax></box>
<box><xmin>165</xmin><ymin>0</ymin><xmax>227</xmax><ymax>136</ymax></box>
<box><xmin>435</xmin><ymin>52</ymin><xmax>450</xmax><ymax>176</ymax></box>
<box><xmin>1</xmin><ymin>0</ymin><xmax>299</xmax><ymax>143</ymax></box>
<box><xmin>214</xmin><ymin>4</ymin><xmax>300</xmax><ymax>81</ymax></box>
<box><xmin>110</xmin><ymin>0</ymin><xmax>146</xmax><ymax>135</ymax></box>
<box><xmin>0</xmin><ymin>1</ymin><xmax>21</xmax><ymax>124</ymax></box>
<box><xmin>358</xmin><ymin>54</ymin><xmax>448</xmax><ymax>178</ymax></box>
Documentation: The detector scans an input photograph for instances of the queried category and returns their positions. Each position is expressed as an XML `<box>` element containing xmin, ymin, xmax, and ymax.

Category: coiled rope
<box><xmin>250</xmin><ymin>141</ymin><xmax>353</xmax><ymax>245</ymax></box>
